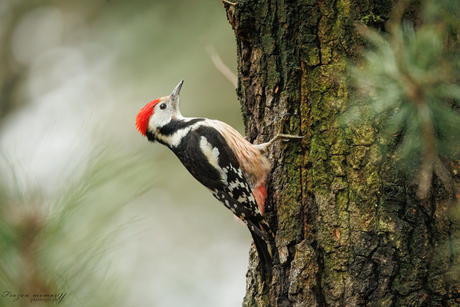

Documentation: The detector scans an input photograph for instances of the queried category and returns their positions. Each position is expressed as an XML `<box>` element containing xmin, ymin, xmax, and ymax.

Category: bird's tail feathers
<box><xmin>247</xmin><ymin>220</ymin><xmax>273</xmax><ymax>278</ymax></box>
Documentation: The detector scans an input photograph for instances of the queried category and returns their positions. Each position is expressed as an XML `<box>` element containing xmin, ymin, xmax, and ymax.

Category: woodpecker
<box><xmin>136</xmin><ymin>80</ymin><xmax>303</xmax><ymax>274</ymax></box>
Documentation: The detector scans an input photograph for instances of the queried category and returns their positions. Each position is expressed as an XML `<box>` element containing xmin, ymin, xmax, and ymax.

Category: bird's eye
<box><xmin>160</xmin><ymin>103</ymin><xmax>167</xmax><ymax>110</ymax></box>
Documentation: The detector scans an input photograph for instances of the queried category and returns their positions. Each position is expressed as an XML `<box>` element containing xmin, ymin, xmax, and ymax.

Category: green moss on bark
<box><xmin>225</xmin><ymin>0</ymin><xmax>460</xmax><ymax>306</ymax></box>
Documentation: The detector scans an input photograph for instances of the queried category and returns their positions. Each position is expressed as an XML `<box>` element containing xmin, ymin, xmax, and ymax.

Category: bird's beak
<box><xmin>170</xmin><ymin>79</ymin><xmax>184</xmax><ymax>110</ymax></box>
<box><xmin>170</xmin><ymin>80</ymin><xmax>184</xmax><ymax>100</ymax></box>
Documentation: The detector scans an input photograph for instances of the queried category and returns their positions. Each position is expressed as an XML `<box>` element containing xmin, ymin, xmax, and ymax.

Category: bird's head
<box><xmin>136</xmin><ymin>80</ymin><xmax>184</xmax><ymax>137</ymax></box>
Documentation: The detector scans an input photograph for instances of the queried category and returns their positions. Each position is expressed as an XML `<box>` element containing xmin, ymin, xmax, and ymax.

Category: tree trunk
<box><xmin>224</xmin><ymin>1</ymin><xmax>460</xmax><ymax>306</ymax></box>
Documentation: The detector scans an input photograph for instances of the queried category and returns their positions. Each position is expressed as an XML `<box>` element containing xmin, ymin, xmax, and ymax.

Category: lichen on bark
<box><xmin>224</xmin><ymin>0</ymin><xmax>460</xmax><ymax>306</ymax></box>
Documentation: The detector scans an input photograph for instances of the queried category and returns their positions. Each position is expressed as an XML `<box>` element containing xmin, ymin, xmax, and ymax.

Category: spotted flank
<box><xmin>220</xmin><ymin>164</ymin><xmax>264</xmax><ymax>219</ymax></box>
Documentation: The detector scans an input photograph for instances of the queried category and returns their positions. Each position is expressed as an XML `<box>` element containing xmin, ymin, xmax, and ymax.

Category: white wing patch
<box><xmin>200</xmin><ymin>136</ymin><xmax>228</xmax><ymax>185</ymax></box>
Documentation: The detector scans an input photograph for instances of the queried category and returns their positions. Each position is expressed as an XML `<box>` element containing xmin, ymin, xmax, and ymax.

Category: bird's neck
<box><xmin>149</xmin><ymin>116</ymin><xmax>206</xmax><ymax>148</ymax></box>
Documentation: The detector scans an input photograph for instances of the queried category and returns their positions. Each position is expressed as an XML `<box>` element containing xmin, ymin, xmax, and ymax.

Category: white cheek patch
<box><xmin>149</xmin><ymin>104</ymin><xmax>173</xmax><ymax>129</ymax></box>
<box><xmin>200</xmin><ymin>136</ymin><xmax>228</xmax><ymax>185</ymax></box>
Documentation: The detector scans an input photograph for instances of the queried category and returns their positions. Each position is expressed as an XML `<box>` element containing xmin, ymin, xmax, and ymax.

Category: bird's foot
<box><xmin>222</xmin><ymin>0</ymin><xmax>237</xmax><ymax>5</ymax></box>
<box><xmin>254</xmin><ymin>114</ymin><xmax>304</xmax><ymax>154</ymax></box>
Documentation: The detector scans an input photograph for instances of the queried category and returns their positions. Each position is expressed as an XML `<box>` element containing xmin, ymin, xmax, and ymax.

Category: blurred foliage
<box><xmin>0</xmin><ymin>0</ymin><xmax>245</xmax><ymax>306</ymax></box>
<box><xmin>0</xmin><ymin>0</ymin><xmax>106</xmax><ymax>123</ymax></box>
<box><xmin>349</xmin><ymin>0</ymin><xmax>460</xmax><ymax>197</ymax></box>
<box><xmin>0</xmin><ymin>146</ymin><xmax>155</xmax><ymax>307</ymax></box>
<box><xmin>0</xmin><ymin>0</ymin><xmax>237</xmax><ymax>126</ymax></box>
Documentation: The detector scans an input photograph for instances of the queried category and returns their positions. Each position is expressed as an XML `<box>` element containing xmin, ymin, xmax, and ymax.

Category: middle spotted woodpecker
<box><xmin>136</xmin><ymin>80</ymin><xmax>303</xmax><ymax>275</ymax></box>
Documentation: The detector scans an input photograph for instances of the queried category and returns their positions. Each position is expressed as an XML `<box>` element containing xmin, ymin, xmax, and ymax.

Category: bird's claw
<box><xmin>253</xmin><ymin>113</ymin><xmax>304</xmax><ymax>154</ymax></box>
<box><xmin>273</xmin><ymin>113</ymin><xmax>305</xmax><ymax>142</ymax></box>
<box><xmin>222</xmin><ymin>0</ymin><xmax>238</xmax><ymax>5</ymax></box>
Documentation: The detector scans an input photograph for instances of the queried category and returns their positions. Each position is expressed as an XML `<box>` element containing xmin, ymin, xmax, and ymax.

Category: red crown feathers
<box><xmin>135</xmin><ymin>98</ymin><xmax>161</xmax><ymax>137</ymax></box>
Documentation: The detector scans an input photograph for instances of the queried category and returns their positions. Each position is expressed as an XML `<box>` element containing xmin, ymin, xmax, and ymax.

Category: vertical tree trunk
<box><xmin>224</xmin><ymin>1</ymin><xmax>460</xmax><ymax>306</ymax></box>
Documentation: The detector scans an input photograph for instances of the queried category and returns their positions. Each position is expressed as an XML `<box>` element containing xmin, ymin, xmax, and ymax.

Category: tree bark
<box><xmin>224</xmin><ymin>1</ymin><xmax>460</xmax><ymax>306</ymax></box>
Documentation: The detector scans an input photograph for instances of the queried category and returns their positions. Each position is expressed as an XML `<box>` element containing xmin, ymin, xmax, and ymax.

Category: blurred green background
<box><xmin>0</xmin><ymin>1</ymin><xmax>249</xmax><ymax>306</ymax></box>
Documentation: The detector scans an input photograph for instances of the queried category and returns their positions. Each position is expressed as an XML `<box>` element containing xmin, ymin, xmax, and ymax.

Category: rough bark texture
<box><xmin>224</xmin><ymin>1</ymin><xmax>460</xmax><ymax>306</ymax></box>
